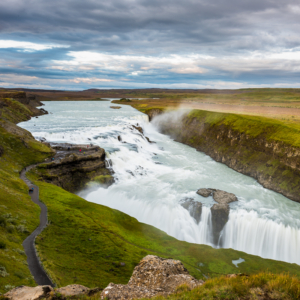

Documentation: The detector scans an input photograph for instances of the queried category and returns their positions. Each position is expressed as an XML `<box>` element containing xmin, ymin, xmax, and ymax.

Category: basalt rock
<box><xmin>101</xmin><ymin>255</ymin><xmax>204</xmax><ymax>300</ymax></box>
<box><xmin>197</xmin><ymin>188</ymin><xmax>215</xmax><ymax>197</ymax></box>
<box><xmin>180</xmin><ymin>198</ymin><xmax>202</xmax><ymax>223</ymax></box>
<box><xmin>132</xmin><ymin>125</ymin><xmax>144</xmax><ymax>134</ymax></box>
<box><xmin>211</xmin><ymin>203</ymin><xmax>230</xmax><ymax>245</ymax></box>
<box><xmin>36</xmin><ymin>147</ymin><xmax>114</xmax><ymax>192</ymax></box>
<box><xmin>213</xmin><ymin>189</ymin><xmax>237</xmax><ymax>204</ymax></box>
<box><xmin>4</xmin><ymin>285</ymin><xmax>53</xmax><ymax>300</ymax></box>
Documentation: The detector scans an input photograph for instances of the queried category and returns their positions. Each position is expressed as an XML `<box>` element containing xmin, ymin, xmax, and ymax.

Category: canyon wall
<box><xmin>147</xmin><ymin>108</ymin><xmax>300</xmax><ymax>203</ymax></box>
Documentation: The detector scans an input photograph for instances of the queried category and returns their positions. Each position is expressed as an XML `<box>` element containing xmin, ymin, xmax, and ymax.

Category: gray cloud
<box><xmin>0</xmin><ymin>0</ymin><xmax>300</xmax><ymax>89</ymax></box>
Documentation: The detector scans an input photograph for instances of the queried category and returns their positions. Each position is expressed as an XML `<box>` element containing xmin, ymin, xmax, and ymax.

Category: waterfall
<box><xmin>19</xmin><ymin>100</ymin><xmax>300</xmax><ymax>266</ymax></box>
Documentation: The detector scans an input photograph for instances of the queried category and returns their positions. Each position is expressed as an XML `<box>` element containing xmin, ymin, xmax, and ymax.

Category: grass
<box><xmin>23</xmin><ymin>171</ymin><xmax>300</xmax><ymax>290</ymax></box>
<box><xmin>0</xmin><ymin>96</ymin><xmax>53</xmax><ymax>293</ymax></box>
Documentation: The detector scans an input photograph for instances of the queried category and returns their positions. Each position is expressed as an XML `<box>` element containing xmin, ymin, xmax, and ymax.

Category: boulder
<box><xmin>213</xmin><ymin>190</ymin><xmax>237</xmax><ymax>204</ymax></box>
<box><xmin>132</xmin><ymin>125</ymin><xmax>143</xmax><ymax>134</ymax></box>
<box><xmin>211</xmin><ymin>203</ymin><xmax>230</xmax><ymax>245</ymax></box>
<box><xmin>54</xmin><ymin>284</ymin><xmax>90</xmax><ymax>297</ymax></box>
<box><xmin>4</xmin><ymin>285</ymin><xmax>53</xmax><ymax>300</ymax></box>
<box><xmin>197</xmin><ymin>188</ymin><xmax>215</xmax><ymax>197</ymax></box>
<box><xmin>180</xmin><ymin>198</ymin><xmax>202</xmax><ymax>224</ymax></box>
<box><xmin>101</xmin><ymin>255</ymin><xmax>203</xmax><ymax>300</ymax></box>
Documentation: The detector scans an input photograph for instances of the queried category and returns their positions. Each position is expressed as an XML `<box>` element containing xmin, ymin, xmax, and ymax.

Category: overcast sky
<box><xmin>0</xmin><ymin>0</ymin><xmax>300</xmax><ymax>90</ymax></box>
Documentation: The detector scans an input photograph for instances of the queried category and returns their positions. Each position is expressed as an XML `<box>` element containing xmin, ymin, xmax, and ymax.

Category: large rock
<box><xmin>211</xmin><ymin>203</ymin><xmax>230</xmax><ymax>245</ymax></box>
<box><xmin>213</xmin><ymin>190</ymin><xmax>237</xmax><ymax>204</ymax></box>
<box><xmin>54</xmin><ymin>284</ymin><xmax>90</xmax><ymax>297</ymax></box>
<box><xmin>4</xmin><ymin>285</ymin><xmax>53</xmax><ymax>300</ymax></box>
<box><xmin>180</xmin><ymin>198</ymin><xmax>202</xmax><ymax>224</ymax></box>
<box><xmin>101</xmin><ymin>255</ymin><xmax>203</xmax><ymax>300</ymax></box>
<box><xmin>197</xmin><ymin>188</ymin><xmax>215</xmax><ymax>197</ymax></box>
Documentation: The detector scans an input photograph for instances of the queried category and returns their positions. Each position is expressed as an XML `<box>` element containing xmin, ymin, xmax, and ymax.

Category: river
<box><xmin>19</xmin><ymin>100</ymin><xmax>300</xmax><ymax>265</ymax></box>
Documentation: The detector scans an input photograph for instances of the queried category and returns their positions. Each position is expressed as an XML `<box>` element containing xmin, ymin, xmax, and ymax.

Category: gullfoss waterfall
<box><xmin>19</xmin><ymin>101</ymin><xmax>300</xmax><ymax>265</ymax></box>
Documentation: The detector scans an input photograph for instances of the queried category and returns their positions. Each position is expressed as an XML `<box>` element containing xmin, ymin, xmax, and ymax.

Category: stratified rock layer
<box><xmin>101</xmin><ymin>255</ymin><xmax>204</xmax><ymax>299</ymax></box>
<box><xmin>36</xmin><ymin>146</ymin><xmax>113</xmax><ymax>192</ymax></box>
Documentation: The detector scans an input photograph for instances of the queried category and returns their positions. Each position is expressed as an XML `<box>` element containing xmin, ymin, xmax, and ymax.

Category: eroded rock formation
<box><xmin>35</xmin><ymin>145</ymin><xmax>114</xmax><ymax>192</ymax></box>
<box><xmin>101</xmin><ymin>255</ymin><xmax>204</xmax><ymax>300</ymax></box>
<box><xmin>180</xmin><ymin>198</ymin><xmax>202</xmax><ymax>223</ymax></box>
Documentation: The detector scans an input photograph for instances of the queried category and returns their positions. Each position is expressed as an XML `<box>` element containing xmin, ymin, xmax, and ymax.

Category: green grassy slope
<box><xmin>25</xmin><ymin>173</ymin><xmax>300</xmax><ymax>290</ymax></box>
<box><xmin>0</xmin><ymin>98</ymin><xmax>53</xmax><ymax>293</ymax></box>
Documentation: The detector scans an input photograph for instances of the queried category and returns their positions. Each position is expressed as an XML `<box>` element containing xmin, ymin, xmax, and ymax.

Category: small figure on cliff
<box><xmin>79</xmin><ymin>149</ymin><xmax>81</xmax><ymax>153</ymax></box>
<box><xmin>68</xmin><ymin>147</ymin><xmax>70</xmax><ymax>151</ymax></box>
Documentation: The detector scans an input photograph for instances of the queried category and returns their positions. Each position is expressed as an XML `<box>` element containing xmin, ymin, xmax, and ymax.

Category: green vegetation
<box><xmin>24</xmin><ymin>171</ymin><xmax>300</xmax><ymax>290</ymax></box>
<box><xmin>143</xmin><ymin>272</ymin><xmax>300</xmax><ymax>300</ymax></box>
<box><xmin>187</xmin><ymin>109</ymin><xmax>300</xmax><ymax>148</ymax></box>
<box><xmin>0</xmin><ymin>95</ymin><xmax>53</xmax><ymax>293</ymax></box>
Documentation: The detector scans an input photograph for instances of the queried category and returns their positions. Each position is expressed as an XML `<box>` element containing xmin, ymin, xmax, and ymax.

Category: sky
<box><xmin>0</xmin><ymin>0</ymin><xmax>300</xmax><ymax>90</ymax></box>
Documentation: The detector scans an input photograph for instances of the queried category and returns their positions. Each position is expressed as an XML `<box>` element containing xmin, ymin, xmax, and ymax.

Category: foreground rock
<box><xmin>180</xmin><ymin>198</ymin><xmax>202</xmax><ymax>223</ymax></box>
<box><xmin>3</xmin><ymin>284</ymin><xmax>100</xmax><ymax>300</ymax></box>
<box><xmin>101</xmin><ymin>255</ymin><xmax>204</xmax><ymax>300</ymax></box>
<box><xmin>54</xmin><ymin>284</ymin><xmax>90</xmax><ymax>297</ymax></box>
<box><xmin>4</xmin><ymin>285</ymin><xmax>53</xmax><ymax>300</ymax></box>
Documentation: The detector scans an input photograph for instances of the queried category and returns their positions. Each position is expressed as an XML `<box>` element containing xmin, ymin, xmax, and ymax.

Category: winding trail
<box><xmin>20</xmin><ymin>165</ymin><xmax>54</xmax><ymax>287</ymax></box>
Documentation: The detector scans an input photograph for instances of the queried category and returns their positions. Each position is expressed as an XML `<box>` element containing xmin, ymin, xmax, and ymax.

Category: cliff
<box><xmin>34</xmin><ymin>145</ymin><xmax>114</xmax><ymax>193</ymax></box>
<box><xmin>146</xmin><ymin>108</ymin><xmax>300</xmax><ymax>203</ymax></box>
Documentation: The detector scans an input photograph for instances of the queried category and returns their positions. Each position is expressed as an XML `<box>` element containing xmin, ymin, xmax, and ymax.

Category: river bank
<box><xmin>114</xmin><ymin>100</ymin><xmax>300</xmax><ymax>204</ymax></box>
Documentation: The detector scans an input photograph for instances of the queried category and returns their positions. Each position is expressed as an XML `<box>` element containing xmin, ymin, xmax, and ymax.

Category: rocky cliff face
<box><xmin>35</xmin><ymin>146</ymin><xmax>114</xmax><ymax>193</ymax></box>
<box><xmin>148</xmin><ymin>109</ymin><xmax>300</xmax><ymax>203</ymax></box>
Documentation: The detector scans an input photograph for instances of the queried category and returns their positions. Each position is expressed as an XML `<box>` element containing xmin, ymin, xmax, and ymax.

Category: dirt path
<box><xmin>20</xmin><ymin>165</ymin><xmax>54</xmax><ymax>287</ymax></box>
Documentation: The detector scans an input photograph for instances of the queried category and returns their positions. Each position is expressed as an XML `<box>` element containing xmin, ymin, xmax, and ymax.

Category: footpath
<box><xmin>20</xmin><ymin>165</ymin><xmax>54</xmax><ymax>287</ymax></box>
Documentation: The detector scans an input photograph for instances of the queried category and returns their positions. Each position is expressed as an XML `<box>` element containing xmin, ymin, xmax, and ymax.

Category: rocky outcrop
<box><xmin>211</xmin><ymin>203</ymin><xmax>230</xmax><ymax>244</ymax></box>
<box><xmin>110</xmin><ymin>106</ymin><xmax>121</xmax><ymax>109</ymax></box>
<box><xmin>35</xmin><ymin>146</ymin><xmax>114</xmax><ymax>192</ymax></box>
<box><xmin>4</xmin><ymin>285</ymin><xmax>53</xmax><ymax>300</ymax></box>
<box><xmin>145</xmin><ymin>108</ymin><xmax>164</xmax><ymax>121</ymax></box>
<box><xmin>101</xmin><ymin>255</ymin><xmax>204</xmax><ymax>300</ymax></box>
<box><xmin>195</xmin><ymin>188</ymin><xmax>237</xmax><ymax>244</ymax></box>
<box><xmin>131</xmin><ymin>125</ymin><xmax>144</xmax><ymax>134</ymax></box>
<box><xmin>197</xmin><ymin>188</ymin><xmax>215</xmax><ymax>197</ymax></box>
<box><xmin>180</xmin><ymin>198</ymin><xmax>202</xmax><ymax>223</ymax></box>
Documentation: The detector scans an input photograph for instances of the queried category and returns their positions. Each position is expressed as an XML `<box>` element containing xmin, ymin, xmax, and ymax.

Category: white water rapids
<box><xmin>19</xmin><ymin>100</ymin><xmax>300</xmax><ymax>265</ymax></box>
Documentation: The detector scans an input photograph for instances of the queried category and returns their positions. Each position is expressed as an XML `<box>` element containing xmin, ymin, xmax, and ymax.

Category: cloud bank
<box><xmin>0</xmin><ymin>0</ymin><xmax>300</xmax><ymax>89</ymax></box>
